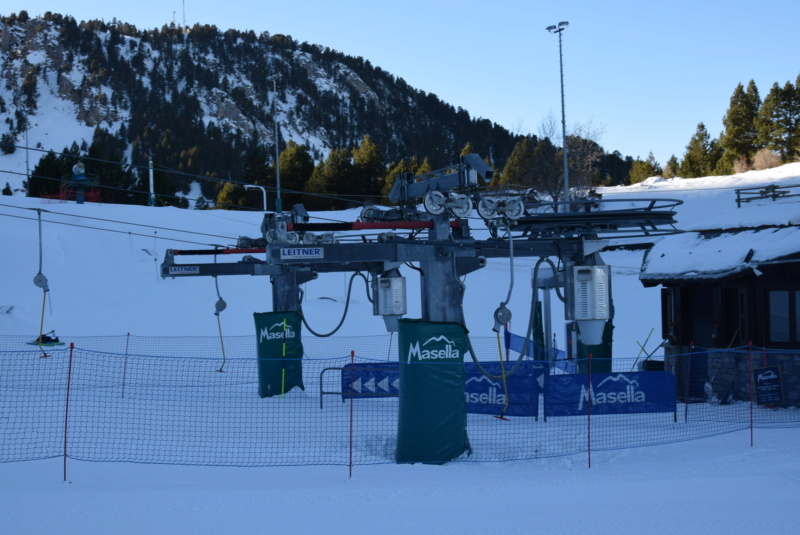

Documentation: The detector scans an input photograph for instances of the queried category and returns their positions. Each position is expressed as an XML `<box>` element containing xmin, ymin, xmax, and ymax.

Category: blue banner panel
<box><xmin>464</xmin><ymin>361</ymin><xmax>543</xmax><ymax>417</ymax></box>
<box><xmin>341</xmin><ymin>363</ymin><xmax>400</xmax><ymax>399</ymax></box>
<box><xmin>340</xmin><ymin>360</ymin><xmax>545</xmax><ymax>417</ymax></box>
<box><xmin>544</xmin><ymin>371</ymin><xmax>676</xmax><ymax>418</ymax></box>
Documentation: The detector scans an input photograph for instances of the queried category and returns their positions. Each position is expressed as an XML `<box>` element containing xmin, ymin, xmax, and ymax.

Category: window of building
<box><xmin>767</xmin><ymin>290</ymin><xmax>800</xmax><ymax>345</ymax></box>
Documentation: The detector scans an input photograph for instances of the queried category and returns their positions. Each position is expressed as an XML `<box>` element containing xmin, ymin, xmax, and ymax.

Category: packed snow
<box><xmin>2</xmin><ymin>164</ymin><xmax>800</xmax><ymax>533</ymax></box>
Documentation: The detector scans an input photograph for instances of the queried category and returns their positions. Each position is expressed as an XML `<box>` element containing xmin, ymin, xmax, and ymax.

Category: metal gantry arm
<box><xmin>161</xmin><ymin>154</ymin><xmax>681</xmax><ymax>337</ymax></box>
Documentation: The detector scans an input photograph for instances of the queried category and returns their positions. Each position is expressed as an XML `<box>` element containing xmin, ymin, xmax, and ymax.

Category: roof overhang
<box><xmin>639</xmin><ymin>227</ymin><xmax>800</xmax><ymax>285</ymax></box>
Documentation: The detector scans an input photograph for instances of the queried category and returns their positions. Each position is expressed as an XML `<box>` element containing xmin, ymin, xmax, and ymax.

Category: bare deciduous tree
<box><xmin>753</xmin><ymin>148</ymin><xmax>781</xmax><ymax>170</ymax></box>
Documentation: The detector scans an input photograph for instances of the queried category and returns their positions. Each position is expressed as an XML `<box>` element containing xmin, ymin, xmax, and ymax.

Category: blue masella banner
<box><xmin>340</xmin><ymin>360</ymin><xmax>544</xmax><ymax>417</ymax></box>
<box><xmin>544</xmin><ymin>371</ymin><xmax>676</xmax><ymax>418</ymax></box>
<box><xmin>463</xmin><ymin>361</ymin><xmax>543</xmax><ymax>417</ymax></box>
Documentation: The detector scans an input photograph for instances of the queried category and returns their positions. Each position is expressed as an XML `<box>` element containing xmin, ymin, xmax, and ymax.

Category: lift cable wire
<box><xmin>0</xmin><ymin>202</ymin><xmax>239</xmax><ymax>241</ymax></box>
<box><xmin>0</xmin><ymin>212</ymin><xmax>222</xmax><ymax>248</ymax></box>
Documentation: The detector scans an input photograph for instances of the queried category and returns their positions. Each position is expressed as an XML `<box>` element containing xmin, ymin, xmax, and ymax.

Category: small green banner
<box><xmin>254</xmin><ymin>311</ymin><xmax>305</xmax><ymax>398</ymax></box>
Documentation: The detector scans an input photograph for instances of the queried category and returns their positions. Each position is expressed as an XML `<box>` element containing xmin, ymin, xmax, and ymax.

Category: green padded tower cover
<box><xmin>254</xmin><ymin>312</ymin><xmax>305</xmax><ymax>398</ymax></box>
<box><xmin>396</xmin><ymin>318</ymin><xmax>470</xmax><ymax>464</ymax></box>
<box><xmin>577</xmin><ymin>320</ymin><xmax>614</xmax><ymax>374</ymax></box>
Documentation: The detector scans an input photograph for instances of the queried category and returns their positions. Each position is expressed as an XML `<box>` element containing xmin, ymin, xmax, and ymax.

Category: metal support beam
<box><xmin>419</xmin><ymin>214</ymin><xmax>464</xmax><ymax>323</ymax></box>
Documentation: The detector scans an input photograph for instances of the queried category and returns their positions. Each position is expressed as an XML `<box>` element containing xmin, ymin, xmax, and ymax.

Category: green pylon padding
<box><xmin>254</xmin><ymin>311</ymin><xmax>305</xmax><ymax>397</ymax></box>
<box><xmin>396</xmin><ymin>319</ymin><xmax>471</xmax><ymax>464</ymax></box>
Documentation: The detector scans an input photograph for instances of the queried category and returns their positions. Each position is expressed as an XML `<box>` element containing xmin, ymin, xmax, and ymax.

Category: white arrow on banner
<box><xmin>364</xmin><ymin>377</ymin><xmax>376</xmax><ymax>393</ymax></box>
<box><xmin>377</xmin><ymin>377</ymin><xmax>389</xmax><ymax>392</ymax></box>
<box><xmin>392</xmin><ymin>378</ymin><xmax>400</xmax><ymax>392</ymax></box>
<box><xmin>352</xmin><ymin>377</ymin><xmax>362</xmax><ymax>393</ymax></box>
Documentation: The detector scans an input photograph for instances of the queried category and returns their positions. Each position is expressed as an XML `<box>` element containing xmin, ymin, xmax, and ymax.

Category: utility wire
<box><xmin>0</xmin><ymin>212</ymin><xmax>224</xmax><ymax>247</ymax></box>
<box><xmin>0</xmin><ymin>202</ymin><xmax>240</xmax><ymax>241</ymax></box>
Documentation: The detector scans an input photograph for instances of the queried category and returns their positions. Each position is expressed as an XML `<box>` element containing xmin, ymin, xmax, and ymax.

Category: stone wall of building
<box><xmin>663</xmin><ymin>345</ymin><xmax>799</xmax><ymax>408</ymax></box>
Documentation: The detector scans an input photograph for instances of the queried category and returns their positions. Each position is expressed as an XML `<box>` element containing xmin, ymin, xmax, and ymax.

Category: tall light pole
<box><xmin>546</xmin><ymin>21</ymin><xmax>570</xmax><ymax>206</ymax></box>
<box><xmin>267</xmin><ymin>75</ymin><xmax>282</xmax><ymax>213</ymax></box>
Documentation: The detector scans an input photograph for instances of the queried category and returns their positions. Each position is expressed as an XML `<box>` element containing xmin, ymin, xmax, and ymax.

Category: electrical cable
<box><xmin>0</xmin><ymin>202</ymin><xmax>238</xmax><ymax>240</ymax></box>
<box><xmin>0</xmin><ymin>212</ymin><xmax>225</xmax><ymax>248</ymax></box>
<box><xmin>300</xmin><ymin>272</ymin><xmax>371</xmax><ymax>337</ymax></box>
<box><xmin>500</xmin><ymin>223</ymin><xmax>514</xmax><ymax>307</ymax></box>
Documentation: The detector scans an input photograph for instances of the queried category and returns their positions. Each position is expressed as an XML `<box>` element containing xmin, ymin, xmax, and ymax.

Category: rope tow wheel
<box><xmin>477</xmin><ymin>196</ymin><xmax>525</xmax><ymax>221</ymax></box>
<box><xmin>423</xmin><ymin>191</ymin><xmax>472</xmax><ymax>218</ymax></box>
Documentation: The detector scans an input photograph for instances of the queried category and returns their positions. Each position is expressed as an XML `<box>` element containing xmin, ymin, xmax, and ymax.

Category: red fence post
<box><xmin>63</xmin><ymin>342</ymin><xmax>75</xmax><ymax>482</ymax></box>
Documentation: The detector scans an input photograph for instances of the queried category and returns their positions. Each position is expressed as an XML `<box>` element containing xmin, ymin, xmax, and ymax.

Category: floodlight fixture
<box><xmin>558</xmin><ymin>21</ymin><xmax>569</xmax><ymax>29</ymax></box>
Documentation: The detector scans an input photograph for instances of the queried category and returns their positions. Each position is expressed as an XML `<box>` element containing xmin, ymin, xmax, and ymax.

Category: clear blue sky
<box><xmin>7</xmin><ymin>0</ymin><xmax>800</xmax><ymax>166</ymax></box>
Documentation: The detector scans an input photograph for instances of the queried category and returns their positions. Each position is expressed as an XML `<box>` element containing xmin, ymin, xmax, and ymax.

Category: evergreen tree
<box><xmin>28</xmin><ymin>148</ymin><xmax>72</xmax><ymax>198</ymax></box>
<box><xmin>194</xmin><ymin>195</ymin><xmax>209</xmax><ymax>210</ymax></box>
<box><xmin>603</xmin><ymin>151</ymin><xmax>633</xmax><ymax>186</ymax></box>
<box><xmin>720</xmin><ymin>80</ymin><xmax>761</xmax><ymax>164</ymax></box>
<box><xmin>663</xmin><ymin>155</ymin><xmax>680</xmax><ymax>178</ymax></box>
<box><xmin>680</xmin><ymin>123</ymin><xmax>719</xmax><ymax>178</ymax></box>
<box><xmin>240</xmin><ymin>147</ymin><xmax>272</xmax><ymax>210</ymax></box>
<box><xmin>215</xmin><ymin>181</ymin><xmax>246</xmax><ymax>210</ymax></box>
<box><xmin>756</xmin><ymin>81</ymin><xmax>800</xmax><ymax>161</ymax></box>
<box><xmin>627</xmin><ymin>152</ymin><xmax>661</xmax><ymax>184</ymax></box>
<box><xmin>497</xmin><ymin>137</ymin><xmax>535</xmax><ymax>188</ymax></box>
<box><xmin>351</xmin><ymin>135</ymin><xmax>385</xmax><ymax>201</ymax></box>
<box><xmin>2</xmin><ymin>182</ymin><xmax>12</xmax><ymax>195</ymax></box>
<box><xmin>305</xmin><ymin>148</ymin><xmax>355</xmax><ymax>210</ymax></box>
<box><xmin>279</xmin><ymin>141</ymin><xmax>315</xmax><ymax>209</ymax></box>
<box><xmin>87</xmin><ymin>128</ymin><xmax>137</xmax><ymax>204</ymax></box>
<box><xmin>414</xmin><ymin>157</ymin><xmax>433</xmax><ymax>176</ymax></box>
<box><xmin>0</xmin><ymin>132</ymin><xmax>15</xmax><ymax>155</ymax></box>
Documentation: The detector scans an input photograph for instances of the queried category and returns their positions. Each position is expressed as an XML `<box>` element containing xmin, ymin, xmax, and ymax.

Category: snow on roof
<box><xmin>640</xmin><ymin>226</ymin><xmax>800</xmax><ymax>282</ymax></box>
<box><xmin>598</xmin><ymin>162</ymin><xmax>800</xmax><ymax>283</ymax></box>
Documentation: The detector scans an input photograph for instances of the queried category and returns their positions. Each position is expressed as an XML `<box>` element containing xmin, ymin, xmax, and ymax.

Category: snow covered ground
<box><xmin>2</xmin><ymin>164</ymin><xmax>800</xmax><ymax>533</ymax></box>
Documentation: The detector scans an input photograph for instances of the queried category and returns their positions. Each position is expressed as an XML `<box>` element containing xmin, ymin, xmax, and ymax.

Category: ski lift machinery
<box><xmin>161</xmin><ymin>153</ymin><xmax>681</xmax><ymax>363</ymax></box>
